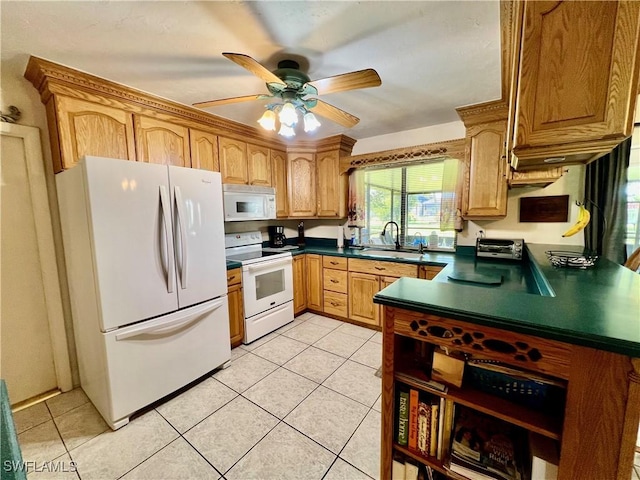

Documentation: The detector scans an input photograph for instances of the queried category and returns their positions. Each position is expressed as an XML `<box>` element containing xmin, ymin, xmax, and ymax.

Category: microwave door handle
<box><xmin>174</xmin><ymin>186</ymin><xmax>188</xmax><ymax>289</ymax></box>
<box><xmin>159</xmin><ymin>185</ymin><xmax>175</xmax><ymax>293</ymax></box>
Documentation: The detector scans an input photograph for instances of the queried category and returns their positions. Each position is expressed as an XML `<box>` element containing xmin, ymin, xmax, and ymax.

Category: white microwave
<box><xmin>222</xmin><ymin>184</ymin><xmax>276</xmax><ymax>221</ymax></box>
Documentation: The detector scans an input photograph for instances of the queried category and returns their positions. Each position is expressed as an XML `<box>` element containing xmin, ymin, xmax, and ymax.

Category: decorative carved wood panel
<box><xmin>390</xmin><ymin>308</ymin><xmax>571</xmax><ymax>379</ymax></box>
<box><xmin>134</xmin><ymin>115</ymin><xmax>190</xmax><ymax>167</ymax></box>
<box><xmin>190</xmin><ymin>129</ymin><xmax>219</xmax><ymax>172</ymax></box>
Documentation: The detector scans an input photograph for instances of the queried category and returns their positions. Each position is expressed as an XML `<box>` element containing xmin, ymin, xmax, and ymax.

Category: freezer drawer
<box><xmin>99</xmin><ymin>297</ymin><xmax>230</xmax><ymax>428</ymax></box>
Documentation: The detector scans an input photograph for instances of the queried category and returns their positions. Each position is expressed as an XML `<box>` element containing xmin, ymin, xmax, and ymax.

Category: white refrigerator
<box><xmin>57</xmin><ymin>156</ymin><xmax>230</xmax><ymax>429</ymax></box>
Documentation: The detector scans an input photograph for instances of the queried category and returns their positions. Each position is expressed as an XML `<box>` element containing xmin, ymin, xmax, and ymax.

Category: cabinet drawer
<box><xmin>323</xmin><ymin>291</ymin><xmax>348</xmax><ymax>317</ymax></box>
<box><xmin>348</xmin><ymin>258</ymin><xmax>418</xmax><ymax>278</ymax></box>
<box><xmin>323</xmin><ymin>256</ymin><xmax>348</xmax><ymax>270</ymax></box>
<box><xmin>323</xmin><ymin>269</ymin><xmax>348</xmax><ymax>294</ymax></box>
<box><xmin>226</xmin><ymin>268</ymin><xmax>242</xmax><ymax>287</ymax></box>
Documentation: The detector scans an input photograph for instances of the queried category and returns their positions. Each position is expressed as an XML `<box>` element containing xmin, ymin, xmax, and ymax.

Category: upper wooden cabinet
<box><xmin>508</xmin><ymin>0</ymin><xmax>640</xmax><ymax>170</ymax></box>
<box><xmin>219</xmin><ymin>137</ymin><xmax>248</xmax><ymax>184</ymax></box>
<box><xmin>316</xmin><ymin>150</ymin><xmax>347</xmax><ymax>217</ymax></box>
<box><xmin>271</xmin><ymin>149</ymin><xmax>289</xmax><ymax>218</ymax></box>
<box><xmin>457</xmin><ymin>101</ymin><xmax>509</xmax><ymax>219</ymax></box>
<box><xmin>247</xmin><ymin>144</ymin><xmax>272</xmax><ymax>186</ymax></box>
<box><xmin>288</xmin><ymin>152</ymin><xmax>317</xmax><ymax>217</ymax></box>
<box><xmin>54</xmin><ymin>96</ymin><xmax>136</xmax><ymax>171</ymax></box>
<box><xmin>134</xmin><ymin>116</ymin><xmax>190</xmax><ymax>167</ymax></box>
<box><xmin>190</xmin><ymin>129</ymin><xmax>219</xmax><ymax>172</ymax></box>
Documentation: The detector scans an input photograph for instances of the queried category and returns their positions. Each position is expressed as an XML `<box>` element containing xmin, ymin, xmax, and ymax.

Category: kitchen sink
<box><xmin>360</xmin><ymin>248</ymin><xmax>424</xmax><ymax>260</ymax></box>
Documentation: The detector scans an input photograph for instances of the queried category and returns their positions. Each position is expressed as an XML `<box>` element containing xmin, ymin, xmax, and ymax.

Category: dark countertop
<box><xmin>374</xmin><ymin>243</ymin><xmax>640</xmax><ymax>357</ymax></box>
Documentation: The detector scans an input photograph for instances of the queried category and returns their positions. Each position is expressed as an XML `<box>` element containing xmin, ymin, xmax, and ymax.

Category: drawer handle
<box><xmin>331</xmin><ymin>302</ymin><xmax>340</xmax><ymax>306</ymax></box>
<box><xmin>330</xmin><ymin>261</ymin><xmax>339</xmax><ymax>265</ymax></box>
<box><xmin>330</xmin><ymin>279</ymin><xmax>339</xmax><ymax>283</ymax></box>
<box><xmin>227</xmin><ymin>276</ymin><xmax>233</xmax><ymax>281</ymax></box>
<box><xmin>374</xmin><ymin>266</ymin><xmax>385</xmax><ymax>271</ymax></box>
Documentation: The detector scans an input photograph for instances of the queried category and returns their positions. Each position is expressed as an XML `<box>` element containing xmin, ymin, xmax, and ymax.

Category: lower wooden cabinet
<box><xmin>293</xmin><ymin>255</ymin><xmax>307</xmax><ymax>315</ymax></box>
<box><xmin>348</xmin><ymin>272</ymin><xmax>381</xmax><ymax>326</ymax></box>
<box><xmin>419</xmin><ymin>265</ymin><xmax>444</xmax><ymax>280</ymax></box>
<box><xmin>306</xmin><ymin>254</ymin><xmax>323</xmax><ymax>312</ymax></box>
<box><xmin>226</xmin><ymin>268</ymin><xmax>244</xmax><ymax>347</ymax></box>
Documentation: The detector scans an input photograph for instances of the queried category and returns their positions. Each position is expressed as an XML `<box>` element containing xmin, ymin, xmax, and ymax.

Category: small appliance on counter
<box><xmin>476</xmin><ymin>238</ymin><xmax>524</xmax><ymax>261</ymax></box>
<box><xmin>297</xmin><ymin>221</ymin><xmax>305</xmax><ymax>247</ymax></box>
<box><xmin>268</xmin><ymin>225</ymin><xmax>286</xmax><ymax>248</ymax></box>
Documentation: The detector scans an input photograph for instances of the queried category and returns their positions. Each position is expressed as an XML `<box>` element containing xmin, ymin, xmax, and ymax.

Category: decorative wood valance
<box><xmin>341</xmin><ymin>138</ymin><xmax>467</xmax><ymax>173</ymax></box>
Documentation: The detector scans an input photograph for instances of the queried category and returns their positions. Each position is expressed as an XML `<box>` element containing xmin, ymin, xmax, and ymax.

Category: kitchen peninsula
<box><xmin>373</xmin><ymin>244</ymin><xmax>640</xmax><ymax>479</ymax></box>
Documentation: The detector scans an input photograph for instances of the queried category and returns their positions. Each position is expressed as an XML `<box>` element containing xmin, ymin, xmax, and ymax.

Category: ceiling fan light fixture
<box><xmin>278</xmin><ymin>123</ymin><xmax>296</xmax><ymax>138</ymax></box>
<box><xmin>257</xmin><ymin>109</ymin><xmax>276</xmax><ymax>131</ymax></box>
<box><xmin>279</xmin><ymin>101</ymin><xmax>298</xmax><ymax>127</ymax></box>
<box><xmin>303</xmin><ymin>111</ymin><xmax>321</xmax><ymax>133</ymax></box>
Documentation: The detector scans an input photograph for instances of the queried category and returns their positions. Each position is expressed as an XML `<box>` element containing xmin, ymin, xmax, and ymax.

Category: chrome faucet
<box><xmin>381</xmin><ymin>221</ymin><xmax>401</xmax><ymax>250</ymax></box>
<box><xmin>414</xmin><ymin>232</ymin><xmax>425</xmax><ymax>254</ymax></box>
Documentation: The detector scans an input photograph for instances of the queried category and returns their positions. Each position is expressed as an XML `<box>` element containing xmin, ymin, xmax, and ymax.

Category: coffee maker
<box><xmin>268</xmin><ymin>225</ymin><xmax>286</xmax><ymax>248</ymax></box>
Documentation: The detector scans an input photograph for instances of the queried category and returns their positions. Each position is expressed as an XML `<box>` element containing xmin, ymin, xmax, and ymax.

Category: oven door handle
<box><xmin>246</xmin><ymin>257</ymin><xmax>292</xmax><ymax>273</ymax></box>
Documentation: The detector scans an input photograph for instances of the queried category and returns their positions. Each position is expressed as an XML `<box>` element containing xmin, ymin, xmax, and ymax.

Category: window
<box><xmin>626</xmin><ymin>124</ymin><xmax>640</xmax><ymax>256</ymax></box>
<box><xmin>351</xmin><ymin>159</ymin><xmax>459</xmax><ymax>251</ymax></box>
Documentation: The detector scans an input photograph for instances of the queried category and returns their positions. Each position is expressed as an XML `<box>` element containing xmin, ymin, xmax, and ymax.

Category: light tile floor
<box><xmin>14</xmin><ymin>311</ymin><xmax>640</xmax><ymax>480</ymax></box>
<box><xmin>14</xmin><ymin>313</ymin><xmax>382</xmax><ymax>480</ymax></box>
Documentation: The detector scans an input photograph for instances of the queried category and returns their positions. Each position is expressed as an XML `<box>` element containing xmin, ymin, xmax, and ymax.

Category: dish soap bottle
<box><xmin>297</xmin><ymin>221</ymin><xmax>305</xmax><ymax>247</ymax></box>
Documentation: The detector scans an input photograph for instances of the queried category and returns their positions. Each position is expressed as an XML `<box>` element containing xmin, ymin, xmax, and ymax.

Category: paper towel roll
<box><xmin>337</xmin><ymin>225</ymin><xmax>344</xmax><ymax>248</ymax></box>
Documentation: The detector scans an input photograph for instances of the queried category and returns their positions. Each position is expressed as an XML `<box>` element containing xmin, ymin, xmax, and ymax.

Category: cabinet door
<box><xmin>55</xmin><ymin>96</ymin><xmax>136</xmax><ymax>171</ymax></box>
<box><xmin>271</xmin><ymin>149</ymin><xmax>289</xmax><ymax>218</ymax></box>
<box><xmin>510</xmin><ymin>1</ymin><xmax>640</xmax><ymax>168</ymax></box>
<box><xmin>348</xmin><ymin>272</ymin><xmax>380</xmax><ymax>327</ymax></box>
<box><xmin>306</xmin><ymin>254</ymin><xmax>323</xmax><ymax>312</ymax></box>
<box><xmin>288</xmin><ymin>152</ymin><xmax>317</xmax><ymax>217</ymax></box>
<box><xmin>134</xmin><ymin>115</ymin><xmax>190</xmax><ymax>167</ymax></box>
<box><xmin>316</xmin><ymin>150</ymin><xmax>347</xmax><ymax>217</ymax></box>
<box><xmin>464</xmin><ymin>119</ymin><xmax>508</xmax><ymax>218</ymax></box>
<box><xmin>219</xmin><ymin>137</ymin><xmax>248</xmax><ymax>184</ymax></box>
<box><xmin>293</xmin><ymin>255</ymin><xmax>307</xmax><ymax>315</ymax></box>
<box><xmin>190</xmin><ymin>129</ymin><xmax>219</xmax><ymax>172</ymax></box>
<box><xmin>247</xmin><ymin>144</ymin><xmax>272</xmax><ymax>186</ymax></box>
<box><xmin>418</xmin><ymin>266</ymin><xmax>444</xmax><ymax>280</ymax></box>
<box><xmin>227</xmin><ymin>283</ymin><xmax>244</xmax><ymax>347</ymax></box>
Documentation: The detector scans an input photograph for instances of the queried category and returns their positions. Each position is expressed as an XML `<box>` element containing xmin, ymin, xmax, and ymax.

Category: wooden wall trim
<box><xmin>344</xmin><ymin>138</ymin><xmax>466</xmax><ymax>172</ymax></box>
<box><xmin>456</xmin><ymin>100</ymin><xmax>509</xmax><ymax>127</ymax></box>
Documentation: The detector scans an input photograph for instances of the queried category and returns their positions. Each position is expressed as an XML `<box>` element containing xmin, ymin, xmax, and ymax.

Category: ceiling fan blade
<box><xmin>192</xmin><ymin>94</ymin><xmax>264</xmax><ymax>109</ymax></box>
<box><xmin>312</xmin><ymin>100</ymin><xmax>360</xmax><ymax>128</ymax></box>
<box><xmin>308</xmin><ymin>69</ymin><xmax>381</xmax><ymax>95</ymax></box>
<box><xmin>222</xmin><ymin>52</ymin><xmax>285</xmax><ymax>86</ymax></box>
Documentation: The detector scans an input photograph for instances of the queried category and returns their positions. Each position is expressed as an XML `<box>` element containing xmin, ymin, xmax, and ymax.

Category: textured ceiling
<box><xmin>1</xmin><ymin>1</ymin><xmax>502</xmax><ymax>140</ymax></box>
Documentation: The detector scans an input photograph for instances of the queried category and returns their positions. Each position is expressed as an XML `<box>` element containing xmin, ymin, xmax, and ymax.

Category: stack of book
<box><xmin>447</xmin><ymin>405</ymin><xmax>527</xmax><ymax>480</ymax></box>
<box><xmin>396</xmin><ymin>386</ymin><xmax>453</xmax><ymax>461</ymax></box>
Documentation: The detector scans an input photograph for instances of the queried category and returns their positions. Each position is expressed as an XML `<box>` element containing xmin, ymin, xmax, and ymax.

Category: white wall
<box><xmin>456</xmin><ymin>165</ymin><xmax>586</xmax><ymax>246</ymax></box>
<box><xmin>351</xmin><ymin>121</ymin><xmax>466</xmax><ymax>156</ymax></box>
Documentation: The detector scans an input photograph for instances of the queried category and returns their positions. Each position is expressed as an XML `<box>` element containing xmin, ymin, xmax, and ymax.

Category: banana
<box><xmin>562</xmin><ymin>204</ymin><xmax>591</xmax><ymax>237</ymax></box>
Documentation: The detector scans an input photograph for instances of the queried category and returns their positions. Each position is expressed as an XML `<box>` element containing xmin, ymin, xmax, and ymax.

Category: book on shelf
<box><xmin>392</xmin><ymin>453</ymin><xmax>405</xmax><ymax>480</ymax></box>
<box><xmin>448</xmin><ymin>405</ymin><xmax>527</xmax><ymax>480</ymax></box>
<box><xmin>396</xmin><ymin>371</ymin><xmax>448</xmax><ymax>393</ymax></box>
<box><xmin>398</xmin><ymin>389</ymin><xmax>410</xmax><ymax>446</ymax></box>
<box><xmin>409</xmin><ymin>389</ymin><xmax>419</xmax><ymax>450</ymax></box>
<box><xmin>429</xmin><ymin>401</ymin><xmax>439</xmax><ymax>457</ymax></box>
<box><xmin>417</xmin><ymin>398</ymin><xmax>432</xmax><ymax>456</ymax></box>
<box><xmin>405</xmin><ymin>460</ymin><xmax>419</xmax><ymax>480</ymax></box>
<box><xmin>528</xmin><ymin>431</ymin><xmax>559</xmax><ymax>480</ymax></box>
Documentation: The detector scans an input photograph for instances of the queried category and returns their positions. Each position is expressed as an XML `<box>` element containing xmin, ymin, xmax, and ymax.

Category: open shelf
<box><xmin>393</xmin><ymin>444</ymin><xmax>448</xmax><ymax>475</ymax></box>
<box><xmin>395</xmin><ymin>369</ymin><xmax>563</xmax><ymax>440</ymax></box>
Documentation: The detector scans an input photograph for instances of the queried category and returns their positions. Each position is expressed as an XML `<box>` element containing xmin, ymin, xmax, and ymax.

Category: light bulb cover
<box><xmin>279</xmin><ymin>102</ymin><xmax>298</xmax><ymax>127</ymax></box>
<box><xmin>278</xmin><ymin>124</ymin><xmax>296</xmax><ymax>137</ymax></box>
<box><xmin>257</xmin><ymin>110</ymin><xmax>276</xmax><ymax>131</ymax></box>
<box><xmin>303</xmin><ymin>112</ymin><xmax>321</xmax><ymax>132</ymax></box>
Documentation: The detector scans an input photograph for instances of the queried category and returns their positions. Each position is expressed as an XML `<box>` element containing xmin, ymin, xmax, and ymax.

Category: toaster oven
<box><xmin>476</xmin><ymin>238</ymin><xmax>524</xmax><ymax>261</ymax></box>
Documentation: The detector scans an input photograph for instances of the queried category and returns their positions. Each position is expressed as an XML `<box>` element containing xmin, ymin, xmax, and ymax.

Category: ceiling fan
<box><xmin>192</xmin><ymin>53</ymin><xmax>382</xmax><ymax>137</ymax></box>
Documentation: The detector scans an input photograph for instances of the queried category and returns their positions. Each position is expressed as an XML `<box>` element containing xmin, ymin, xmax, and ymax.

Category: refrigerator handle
<box><xmin>174</xmin><ymin>185</ymin><xmax>188</xmax><ymax>289</ymax></box>
<box><xmin>115</xmin><ymin>298</ymin><xmax>224</xmax><ymax>341</ymax></box>
<box><xmin>159</xmin><ymin>185</ymin><xmax>175</xmax><ymax>293</ymax></box>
